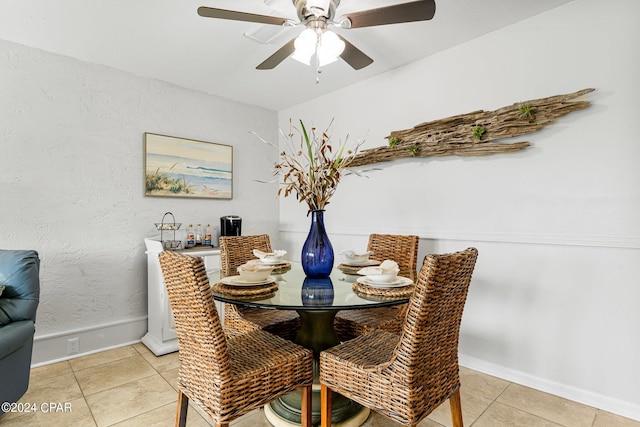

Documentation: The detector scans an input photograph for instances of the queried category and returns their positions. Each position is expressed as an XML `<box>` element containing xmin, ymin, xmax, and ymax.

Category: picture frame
<box><xmin>144</xmin><ymin>133</ymin><xmax>233</xmax><ymax>199</ymax></box>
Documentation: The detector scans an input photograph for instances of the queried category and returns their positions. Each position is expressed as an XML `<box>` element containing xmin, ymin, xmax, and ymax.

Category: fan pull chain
<box><xmin>315</xmin><ymin>38</ymin><xmax>321</xmax><ymax>84</ymax></box>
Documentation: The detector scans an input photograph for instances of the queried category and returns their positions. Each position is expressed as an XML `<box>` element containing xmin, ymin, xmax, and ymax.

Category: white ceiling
<box><xmin>0</xmin><ymin>0</ymin><xmax>573</xmax><ymax>111</ymax></box>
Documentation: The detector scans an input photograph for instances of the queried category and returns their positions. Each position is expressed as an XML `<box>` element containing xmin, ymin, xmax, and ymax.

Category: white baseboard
<box><xmin>459</xmin><ymin>354</ymin><xmax>640</xmax><ymax>422</ymax></box>
<box><xmin>31</xmin><ymin>316</ymin><xmax>148</xmax><ymax>366</ymax></box>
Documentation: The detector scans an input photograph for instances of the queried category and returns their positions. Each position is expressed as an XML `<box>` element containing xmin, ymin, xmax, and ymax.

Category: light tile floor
<box><xmin>1</xmin><ymin>343</ymin><xmax>638</xmax><ymax>427</ymax></box>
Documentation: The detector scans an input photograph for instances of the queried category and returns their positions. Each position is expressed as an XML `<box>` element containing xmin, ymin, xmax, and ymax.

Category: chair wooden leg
<box><xmin>301</xmin><ymin>385</ymin><xmax>313</xmax><ymax>427</ymax></box>
<box><xmin>176</xmin><ymin>390</ymin><xmax>189</xmax><ymax>427</ymax></box>
<box><xmin>449</xmin><ymin>389</ymin><xmax>463</xmax><ymax>427</ymax></box>
<box><xmin>321</xmin><ymin>384</ymin><xmax>332</xmax><ymax>427</ymax></box>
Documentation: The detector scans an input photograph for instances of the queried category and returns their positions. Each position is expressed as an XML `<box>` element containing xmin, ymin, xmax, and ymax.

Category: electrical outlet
<box><xmin>67</xmin><ymin>337</ymin><xmax>79</xmax><ymax>355</ymax></box>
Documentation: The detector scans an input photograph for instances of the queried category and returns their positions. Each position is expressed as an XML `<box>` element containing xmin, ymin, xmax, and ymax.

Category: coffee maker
<box><xmin>220</xmin><ymin>215</ymin><xmax>242</xmax><ymax>236</ymax></box>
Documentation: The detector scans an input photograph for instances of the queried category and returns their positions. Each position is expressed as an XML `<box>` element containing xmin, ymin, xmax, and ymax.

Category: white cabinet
<box><xmin>142</xmin><ymin>238</ymin><xmax>221</xmax><ymax>355</ymax></box>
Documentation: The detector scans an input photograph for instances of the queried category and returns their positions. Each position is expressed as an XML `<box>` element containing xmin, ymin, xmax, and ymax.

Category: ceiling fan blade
<box><xmin>256</xmin><ymin>39</ymin><xmax>296</xmax><ymax>70</ymax></box>
<box><xmin>343</xmin><ymin>0</ymin><xmax>436</xmax><ymax>29</ymax></box>
<box><xmin>197</xmin><ymin>6</ymin><xmax>289</xmax><ymax>26</ymax></box>
<box><xmin>338</xmin><ymin>36</ymin><xmax>373</xmax><ymax>70</ymax></box>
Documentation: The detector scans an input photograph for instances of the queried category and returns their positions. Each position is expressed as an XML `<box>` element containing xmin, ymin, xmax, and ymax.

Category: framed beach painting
<box><xmin>144</xmin><ymin>133</ymin><xmax>233</xmax><ymax>199</ymax></box>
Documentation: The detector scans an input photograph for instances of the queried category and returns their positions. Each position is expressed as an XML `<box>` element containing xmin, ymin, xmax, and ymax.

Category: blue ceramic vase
<box><xmin>301</xmin><ymin>210</ymin><xmax>334</xmax><ymax>278</ymax></box>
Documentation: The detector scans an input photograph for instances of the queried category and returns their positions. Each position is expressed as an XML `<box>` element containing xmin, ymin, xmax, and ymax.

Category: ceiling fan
<box><xmin>197</xmin><ymin>0</ymin><xmax>436</xmax><ymax>71</ymax></box>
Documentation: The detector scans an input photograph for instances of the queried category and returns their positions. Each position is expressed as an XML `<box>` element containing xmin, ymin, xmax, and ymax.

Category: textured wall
<box><xmin>278</xmin><ymin>0</ymin><xmax>640</xmax><ymax>420</ymax></box>
<box><xmin>0</xmin><ymin>39</ymin><xmax>279</xmax><ymax>337</ymax></box>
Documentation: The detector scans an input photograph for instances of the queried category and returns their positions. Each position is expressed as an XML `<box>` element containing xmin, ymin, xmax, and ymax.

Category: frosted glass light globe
<box><xmin>317</xmin><ymin>30</ymin><xmax>345</xmax><ymax>66</ymax></box>
<box><xmin>292</xmin><ymin>28</ymin><xmax>318</xmax><ymax>65</ymax></box>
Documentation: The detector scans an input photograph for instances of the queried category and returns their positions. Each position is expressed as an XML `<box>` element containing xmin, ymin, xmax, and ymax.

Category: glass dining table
<box><xmin>209</xmin><ymin>262</ymin><xmax>411</xmax><ymax>427</ymax></box>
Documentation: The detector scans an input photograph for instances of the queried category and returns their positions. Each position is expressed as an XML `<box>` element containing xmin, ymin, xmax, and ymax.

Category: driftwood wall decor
<box><xmin>349</xmin><ymin>88</ymin><xmax>595</xmax><ymax>167</ymax></box>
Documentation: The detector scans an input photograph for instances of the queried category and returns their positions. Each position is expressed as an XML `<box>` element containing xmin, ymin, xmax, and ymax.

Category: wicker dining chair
<box><xmin>220</xmin><ymin>234</ymin><xmax>300</xmax><ymax>340</ymax></box>
<box><xmin>320</xmin><ymin>247</ymin><xmax>478</xmax><ymax>427</ymax></box>
<box><xmin>158</xmin><ymin>250</ymin><xmax>313</xmax><ymax>427</ymax></box>
<box><xmin>334</xmin><ymin>234</ymin><xmax>419</xmax><ymax>341</ymax></box>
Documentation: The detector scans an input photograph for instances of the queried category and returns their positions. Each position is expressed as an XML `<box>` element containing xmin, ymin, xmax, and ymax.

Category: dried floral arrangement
<box><xmin>253</xmin><ymin>119</ymin><xmax>364</xmax><ymax>214</ymax></box>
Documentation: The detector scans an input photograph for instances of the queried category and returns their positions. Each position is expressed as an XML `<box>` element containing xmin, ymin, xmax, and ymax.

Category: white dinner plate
<box><xmin>343</xmin><ymin>259</ymin><xmax>381</xmax><ymax>267</ymax></box>
<box><xmin>220</xmin><ymin>275</ymin><xmax>276</xmax><ymax>287</ymax></box>
<box><xmin>356</xmin><ymin>276</ymin><xmax>413</xmax><ymax>288</ymax></box>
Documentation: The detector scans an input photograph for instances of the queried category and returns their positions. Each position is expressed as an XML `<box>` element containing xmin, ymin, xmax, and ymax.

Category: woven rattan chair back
<box><xmin>219</xmin><ymin>234</ymin><xmax>272</xmax><ymax>278</ymax></box>
<box><xmin>159</xmin><ymin>251</ymin><xmax>232</xmax><ymax>401</ymax></box>
<box><xmin>367</xmin><ymin>234</ymin><xmax>419</xmax><ymax>281</ymax></box>
<box><xmin>159</xmin><ymin>250</ymin><xmax>313</xmax><ymax>427</ymax></box>
<box><xmin>333</xmin><ymin>234</ymin><xmax>419</xmax><ymax>340</ymax></box>
<box><xmin>219</xmin><ymin>235</ymin><xmax>300</xmax><ymax>340</ymax></box>
<box><xmin>321</xmin><ymin>247</ymin><xmax>478</xmax><ymax>427</ymax></box>
<box><xmin>394</xmin><ymin>247</ymin><xmax>478</xmax><ymax>391</ymax></box>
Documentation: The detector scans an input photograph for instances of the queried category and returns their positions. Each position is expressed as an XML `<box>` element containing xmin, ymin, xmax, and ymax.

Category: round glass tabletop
<box><xmin>209</xmin><ymin>262</ymin><xmax>410</xmax><ymax>311</ymax></box>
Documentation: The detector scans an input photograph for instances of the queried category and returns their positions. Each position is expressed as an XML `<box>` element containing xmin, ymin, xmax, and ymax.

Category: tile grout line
<box><xmin>488</xmin><ymin>382</ymin><xmax>572</xmax><ymax>427</ymax></box>
<box><xmin>467</xmin><ymin>380</ymin><xmax>513</xmax><ymax>427</ymax></box>
<box><xmin>72</xmin><ymin>345</ymin><xmax>166</xmax><ymax>427</ymax></box>
<box><xmin>69</xmin><ymin>360</ymin><xmax>99</xmax><ymax>427</ymax></box>
<box><xmin>70</xmin><ymin>352</ymin><xmax>144</xmax><ymax>374</ymax></box>
<box><xmin>99</xmin><ymin>344</ymin><xmax>183</xmax><ymax>426</ymax></box>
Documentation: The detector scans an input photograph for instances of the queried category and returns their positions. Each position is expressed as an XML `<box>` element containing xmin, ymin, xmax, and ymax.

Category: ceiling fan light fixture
<box><xmin>292</xmin><ymin>28</ymin><xmax>344</xmax><ymax>67</ymax></box>
<box><xmin>292</xmin><ymin>28</ymin><xmax>318</xmax><ymax>65</ymax></box>
<box><xmin>317</xmin><ymin>30</ymin><xmax>345</xmax><ymax>66</ymax></box>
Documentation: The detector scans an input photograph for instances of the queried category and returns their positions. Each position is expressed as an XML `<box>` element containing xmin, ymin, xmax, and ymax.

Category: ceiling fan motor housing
<box><xmin>295</xmin><ymin>0</ymin><xmax>339</xmax><ymax>21</ymax></box>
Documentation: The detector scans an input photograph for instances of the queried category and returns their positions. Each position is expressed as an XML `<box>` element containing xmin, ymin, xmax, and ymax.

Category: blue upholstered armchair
<box><xmin>0</xmin><ymin>250</ymin><xmax>40</xmax><ymax>413</ymax></box>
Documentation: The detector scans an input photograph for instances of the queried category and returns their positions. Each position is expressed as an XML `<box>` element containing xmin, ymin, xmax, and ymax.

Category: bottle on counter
<box><xmin>186</xmin><ymin>224</ymin><xmax>195</xmax><ymax>248</ymax></box>
<box><xmin>196</xmin><ymin>223</ymin><xmax>203</xmax><ymax>245</ymax></box>
<box><xmin>204</xmin><ymin>224</ymin><xmax>212</xmax><ymax>246</ymax></box>
<box><xmin>211</xmin><ymin>226</ymin><xmax>219</xmax><ymax>247</ymax></box>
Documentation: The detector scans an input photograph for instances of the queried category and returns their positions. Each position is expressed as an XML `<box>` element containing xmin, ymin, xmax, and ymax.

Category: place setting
<box><xmin>351</xmin><ymin>260</ymin><xmax>415</xmax><ymax>298</ymax></box>
<box><xmin>337</xmin><ymin>250</ymin><xmax>381</xmax><ymax>276</ymax></box>
<box><xmin>253</xmin><ymin>249</ymin><xmax>292</xmax><ymax>274</ymax></box>
<box><xmin>212</xmin><ymin>260</ymin><xmax>279</xmax><ymax>297</ymax></box>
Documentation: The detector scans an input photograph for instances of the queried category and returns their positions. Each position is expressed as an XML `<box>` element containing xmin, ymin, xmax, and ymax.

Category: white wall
<box><xmin>279</xmin><ymin>0</ymin><xmax>640</xmax><ymax>420</ymax></box>
<box><xmin>0</xmin><ymin>39</ymin><xmax>279</xmax><ymax>363</ymax></box>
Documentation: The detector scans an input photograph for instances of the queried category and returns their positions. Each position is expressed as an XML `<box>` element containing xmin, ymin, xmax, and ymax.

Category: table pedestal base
<box><xmin>265</xmin><ymin>309</ymin><xmax>370</xmax><ymax>426</ymax></box>
<box><xmin>265</xmin><ymin>399</ymin><xmax>369</xmax><ymax>427</ymax></box>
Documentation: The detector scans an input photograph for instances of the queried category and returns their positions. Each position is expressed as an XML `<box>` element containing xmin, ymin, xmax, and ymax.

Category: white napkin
<box><xmin>357</xmin><ymin>259</ymin><xmax>399</xmax><ymax>276</ymax></box>
<box><xmin>238</xmin><ymin>259</ymin><xmax>274</xmax><ymax>272</ymax></box>
<box><xmin>252</xmin><ymin>249</ymin><xmax>287</xmax><ymax>260</ymax></box>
